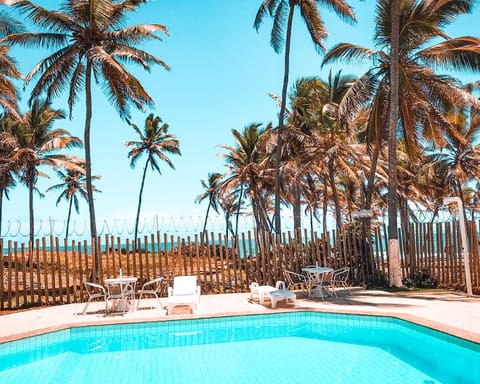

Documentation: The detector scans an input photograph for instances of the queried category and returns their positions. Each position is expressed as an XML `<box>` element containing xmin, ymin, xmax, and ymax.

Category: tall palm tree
<box><xmin>254</xmin><ymin>0</ymin><xmax>356</xmax><ymax>234</ymax></box>
<box><xmin>46</xmin><ymin>162</ymin><xmax>100</xmax><ymax>242</ymax></box>
<box><xmin>322</xmin><ymin>0</ymin><xmax>480</xmax><ymax>286</ymax></box>
<box><xmin>195</xmin><ymin>172</ymin><xmax>223</xmax><ymax>243</ymax></box>
<box><xmin>0</xmin><ymin>10</ymin><xmax>22</xmax><ymax>118</ymax></box>
<box><xmin>126</xmin><ymin>113</ymin><xmax>180</xmax><ymax>243</ymax></box>
<box><xmin>3</xmin><ymin>0</ymin><xmax>170</xmax><ymax>265</ymax></box>
<box><xmin>387</xmin><ymin>0</ymin><xmax>402</xmax><ymax>287</ymax></box>
<box><xmin>0</xmin><ymin>99</ymin><xmax>82</xmax><ymax>245</ymax></box>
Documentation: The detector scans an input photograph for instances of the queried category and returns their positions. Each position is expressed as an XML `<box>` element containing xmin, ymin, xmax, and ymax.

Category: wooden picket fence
<box><xmin>1</xmin><ymin>221</ymin><xmax>480</xmax><ymax>310</ymax></box>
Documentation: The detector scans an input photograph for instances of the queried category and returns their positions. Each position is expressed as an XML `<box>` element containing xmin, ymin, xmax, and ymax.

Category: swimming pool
<box><xmin>0</xmin><ymin>312</ymin><xmax>479</xmax><ymax>383</ymax></box>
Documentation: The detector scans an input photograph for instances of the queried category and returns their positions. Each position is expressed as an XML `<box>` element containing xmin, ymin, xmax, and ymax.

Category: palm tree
<box><xmin>46</xmin><ymin>162</ymin><xmax>100</xmax><ymax>242</ymax></box>
<box><xmin>387</xmin><ymin>0</ymin><xmax>402</xmax><ymax>287</ymax></box>
<box><xmin>0</xmin><ymin>113</ymin><xmax>17</xmax><ymax>236</ymax></box>
<box><xmin>0</xmin><ymin>10</ymin><xmax>22</xmax><ymax>118</ymax></box>
<box><xmin>322</xmin><ymin>0</ymin><xmax>480</xmax><ymax>286</ymax></box>
<box><xmin>0</xmin><ymin>99</ymin><xmax>82</xmax><ymax>245</ymax></box>
<box><xmin>196</xmin><ymin>172</ymin><xmax>223</xmax><ymax>243</ymax></box>
<box><xmin>220</xmin><ymin>123</ymin><xmax>273</xmax><ymax>235</ymax></box>
<box><xmin>254</xmin><ymin>0</ymin><xmax>356</xmax><ymax>234</ymax></box>
<box><xmin>286</xmin><ymin>72</ymin><xmax>364</xmax><ymax>229</ymax></box>
<box><xmin>126</xmin><ymin>113</ymin><xmax>180</xmax><ymax>243</ymax></box>
<box><xmin>3</xmin><ymin>0</ymin><xmax>170</xmax><ymax>265</ymax></box>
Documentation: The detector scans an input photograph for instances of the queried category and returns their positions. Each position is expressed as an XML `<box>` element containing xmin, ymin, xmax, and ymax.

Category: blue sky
<box><xmin>1</xmin><ymin>0</ymin><xmax>479</xmax><ymax>238</ymax></box>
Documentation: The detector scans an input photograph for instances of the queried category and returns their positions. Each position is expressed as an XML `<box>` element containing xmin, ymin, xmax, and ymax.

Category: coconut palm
<box><xmin>0</xmin><ymin>99</ymin><xmax>82</xmax><ymax>245</ymax></box>
<box><xmin>0</xmin><ymin>10</ymin><xmax>22</xmax><ymax>118</ymax></box>
<box><xmin>46</xmin><ymin>162</ymin><xmax>100</xmax><ymax>242</ymax></box>
<box><xmin>220</xmin><ymin>123</ymin><xmax>273</xmax><ymax>235</ymax></box>
<box><xmin>3</xmin><ymin>0</ymin><xmax>170</xmax><ymax>264</ymax></box>
<box><xmin>196</xmin><ymin>172</ymin><xmax>223</xmax><ymax>242</ymax></box>
<box><xmin>126</xmin><ymin>113</ymin><xmax>180</xmax><ymax>243</ymax></box>
<box><xmin>286</xmin><ymin>72</ymin><xmax>365</xmax><ymax>229</ymax></box>
<box><xmin>254</xmin><ymin>0</ymin><xmax>356</xmax><ymax>234</ymax></box>
<box><xmin>322</xmin><ymin>0</ymin><xmax>480</xmax><ymax>286</ymax></box>
<box><xmin>0</xmin><ymin>114</ymin><xmax>16</xmax><ymax>236</ymax></box>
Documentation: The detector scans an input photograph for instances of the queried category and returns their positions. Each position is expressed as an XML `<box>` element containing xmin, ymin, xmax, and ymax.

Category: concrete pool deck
<box><xmin>1</xmin><ymin>288</ymin><xmax>479</xmax><ymax>344</ymax></box>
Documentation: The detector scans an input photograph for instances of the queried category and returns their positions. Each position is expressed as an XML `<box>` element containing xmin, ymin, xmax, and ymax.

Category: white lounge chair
<box><xmin>167</xmin><ymin>276</ymin><xmax>201</xmax><ymax>314</ymax></box>
<box><xmin>249</xmin><ymin>282</ymin><xmax>276</xmax><ymax>304</ymax></box>
<box><xmin>250</xmin><ymin>281</ymin><xmax>296</xmax><ymax>309</ymax></box>
<box><xmin>262</xmin><ymin>281</ymin><xmax>296</xmax><ymax>309</ymax></box>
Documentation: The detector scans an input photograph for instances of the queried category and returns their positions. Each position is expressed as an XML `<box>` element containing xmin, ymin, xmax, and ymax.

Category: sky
<box><xmin>1</xmin><ymin>0</ymin><xmax>479</xmax><ymax>240</ymax></box>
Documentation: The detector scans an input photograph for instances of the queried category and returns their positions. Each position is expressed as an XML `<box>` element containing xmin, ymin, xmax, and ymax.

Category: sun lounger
<box><xmin>249</xmin><ymin>282</ymin><xmax>276</xmax><ymax>304</ymax></box>
<box><xmin>250</xmin><ymin>281</ymin><xmax>296</xmax><ymax>308</ymax></box>
<box><xmin>263</xmin><ymin>281</ymin><xmax>296</xmax><ymax>308</ymax></box>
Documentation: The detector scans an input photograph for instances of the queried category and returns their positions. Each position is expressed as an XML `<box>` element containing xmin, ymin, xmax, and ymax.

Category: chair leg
<box><xmin>82</xmin><ymin>299</ymin><xmax>91</xmax><ymax>315</ymax></box>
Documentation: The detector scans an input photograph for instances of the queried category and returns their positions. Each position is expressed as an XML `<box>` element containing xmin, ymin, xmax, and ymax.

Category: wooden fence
<box><xmin>1</xmin><ymin>221</ymin><xmax>480</xmax><ymax>310</ymax></box>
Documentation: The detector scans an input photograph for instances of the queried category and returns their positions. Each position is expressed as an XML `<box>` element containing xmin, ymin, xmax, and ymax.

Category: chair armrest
<box><xmin>167</xmin><ymin>286</ymin><xmax>173</xmax><ymax>298</ymax></box>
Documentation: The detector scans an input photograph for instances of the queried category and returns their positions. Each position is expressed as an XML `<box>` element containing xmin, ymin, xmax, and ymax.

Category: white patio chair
<box><xmin>82</xmin><ymin>281</ymin><xmax>109</xmax><ymax>315</ymax></box>
<box><xmin>328</xmin><ymin>267</ymin><xmax>351</xmax><ymax>297</ymax></box>
<box><xmin>283</xmin><ymin>270</ymin><xmax>308</xmax><ymax>295</ymax></box>
<box><xmin>136</xmin><ymin>276</ymin><xmax>166</xmax><ymax>310</ymax></box>
<box><xmin>167</xmin><ymin>276</ymin><xmax>201</xmax><ymax>314</ymax></box>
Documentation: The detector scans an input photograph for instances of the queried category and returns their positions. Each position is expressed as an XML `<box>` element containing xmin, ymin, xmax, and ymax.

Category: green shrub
<box><xmin>403</xmin><ymin>269</ymin><xmax>438</xmax><ymax>289</ymax></box>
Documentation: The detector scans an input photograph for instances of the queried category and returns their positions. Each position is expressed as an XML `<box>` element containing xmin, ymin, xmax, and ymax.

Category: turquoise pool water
<box><xmin>0</xmin><ymin>312</ymin><xmax>479</xmax><ymax>383</ymax></box>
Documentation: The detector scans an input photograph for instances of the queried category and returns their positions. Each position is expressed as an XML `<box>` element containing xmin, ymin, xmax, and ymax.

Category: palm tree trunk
<box><xmin>66</xmin><ymin>196</ymin><xmax>73</xmax><ymax>242</ymax></box>
<box><xmin>134</xmin><ymin>158</ymin><xmax>150</xmax><ymax>243</ymax></box>
<box><xmin>293</xmin><ymin>187</ymin><xmax>301</xmax><ymax>230</ymax></box>
<box><xmin>387</xmin><ymin>0</ymin><xmax>402</xmax><ymax>287</ymax></box>
<box><xmin>274</xmin><ymin>4</ymin><xmax>295</xmax><ymax>234</ymax></box>
<box><xmin>234</xmin><ymin>184</ymin><xmax>244</xmax><ymax>238</ymax></box>
<box><xmin>29</xmin><ymin>179</ymin><xmax>34</xmax><ymax>246</ymax></box>
<box><xmin>202</xmin><ymin>202</ymin><xmax>212</xmax><ymax>243</ymax></box>
<box><xmin>0</xmin><ymin>190</ymin><xmax>3</xmax><ymax>237</ymax></box>
<box><xmin>322</xmin><ymin>183</ymin><xmax>328</xmax><ymax>234</ymax></box>
<box><xmin>328</xmin><ymin>159</ymin><xmax>342</xmax><ymax>229</ymax></box>
<box><xmin>84</xmin><ymin>60</ymin><xmax>99</xmax><ymax>275</ymax></box>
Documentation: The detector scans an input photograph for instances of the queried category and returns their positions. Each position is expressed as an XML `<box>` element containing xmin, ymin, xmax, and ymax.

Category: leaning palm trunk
<box><xmin>134</xmin><ymin>159</ymin><xmax>150</xmax><ymax>243</ymax></box>
<box><xmin>84</xmin><ymin>62</ymin><xmax>99</xmax><ymax>274</ymax></box>
<box><xmin>201</xmin><ymin>201</ymin><xmax>212</xmax><ymax>243</ymax></box>
<box><xmin>65</xmin><ymin>195</ymin><xmax>74</xmax><ymax>243</ymax></box>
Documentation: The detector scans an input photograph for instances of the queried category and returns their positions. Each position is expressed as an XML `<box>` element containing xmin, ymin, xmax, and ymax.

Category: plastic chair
<box><xmin>167</xmin><ymin>276</ymin><xmax>201</xmax><ymax>314</ymax></box>
<box><xmin>136</xmin><ymin>276</ymin><xmax>166</xmax><ymax>310</ymax></box>
<box><xmin>82</xmin><ymin>282</ymin><xmax>109</xmax><ymax>315</ymax></box>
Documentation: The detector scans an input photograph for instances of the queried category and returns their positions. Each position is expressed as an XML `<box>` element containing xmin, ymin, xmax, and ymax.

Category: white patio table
<box><xmin>104</xmin><ymin>276</ymin><xmax>138</xmax><ymax>313</ymax></box>
<box><xmin>301</xmin><ymin>266</ymin><xmax>333</xmax><ymax>299</ymax></box>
